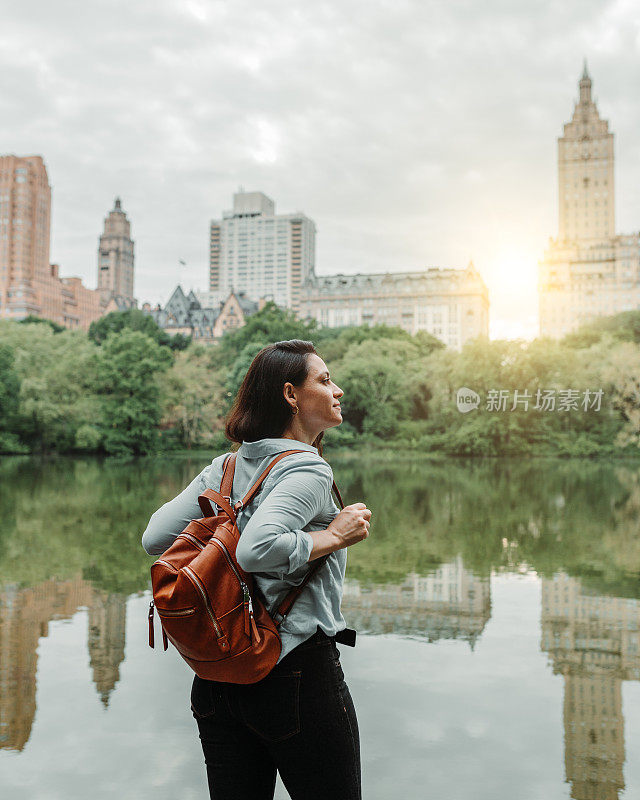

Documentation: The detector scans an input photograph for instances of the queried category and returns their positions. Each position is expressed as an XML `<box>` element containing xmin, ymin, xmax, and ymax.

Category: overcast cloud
<box><xmin>1</xmin><ymin>0</ymin><xmax>639</xmax><ymax>338</ymax></box>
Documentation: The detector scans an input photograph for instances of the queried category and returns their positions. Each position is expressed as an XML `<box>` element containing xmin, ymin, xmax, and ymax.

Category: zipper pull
<box><xmin>242</xmin><ymin>584</ymin><xmax>251</xmax><ymax>639</ymax></box>
<box><xmin>148</xmin><ymin>601</ymin><xmax>155</xmax><ymax>649</ymax></box>
<box><xmin>250</xmin><ymin>612</ymin><xmax>260</xmax><ymax>644</ymax></box>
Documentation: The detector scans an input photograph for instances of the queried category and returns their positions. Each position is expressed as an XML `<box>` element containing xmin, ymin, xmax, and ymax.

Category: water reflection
<box><xmin>1</xmin><ymin>454</ymin><xmax>639</xmax><ymax>798</ymax></box>
<box><xmin>342</xmin><ymin>556</ymin><xmax>491</xmax><ymax>648</ymax></box>
<box><xmin>541</xmin><ymin>574</ymin><xmax>640</xmax><ymax>800</ymax></box>
<box><xmin>0</xmin><ymin>577</ymin><xmax>127</xmax><ymax>750</ymax></box>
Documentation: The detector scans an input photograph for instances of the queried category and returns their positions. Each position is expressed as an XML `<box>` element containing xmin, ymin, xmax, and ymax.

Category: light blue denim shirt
<box><xmin>142</xmin><ymin>438</ymin><xmax>347</xmax><ymax>662</ymax></box>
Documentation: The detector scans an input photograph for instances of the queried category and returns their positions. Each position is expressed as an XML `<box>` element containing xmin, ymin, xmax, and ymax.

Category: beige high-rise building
<box><xmin>209</xmin><ymin>191</ymin><xmax>315</xmax><ymax>313</ymax></box>
<box><xmin>539</xmin><ymin>66</ymin><xmax>640</xmax><ymax>338</ymax></box>
<box><xmin>0</xmin><ymin>155</ymin><xmax>106</xmax><ymax>329</ymax></box>
<box><xmin>97</xmin><ymin>197</ymin><xmax>135</xmax><ymax>304</ymax></box>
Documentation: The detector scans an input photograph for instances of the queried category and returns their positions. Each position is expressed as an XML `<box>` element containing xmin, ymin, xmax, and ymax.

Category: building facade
<box><xmin>299</xmin><ymin>262</ymin><xmax>489</xmax><ymax>350</ymax></box>
<box><xmin>142</xmin><ymin>285</ymin><xmax>262</xmax><ymax>343</ymax></box>
<box><xmin>539</xmin><ymin>66</ymin><xmax>640</xmax><ymax>338</ymax></box>
<box><xmin>97</xmin><ymin>197</ymin><xmax>135</xmax><ymax>305</ymax></box>
<box><xmin>0</xmin><ymin>155</ymin><xmax>51</xmax><ymax>319</ymax></box>
<box><xmin>209</xmin><ymin>191</ymin><xmax>315</xmax><ymax>313</ymax></box>
<box><xmin>0</xmin><ymin>155</ymin><xmax>105</xmax><ymax>329</ymax></box>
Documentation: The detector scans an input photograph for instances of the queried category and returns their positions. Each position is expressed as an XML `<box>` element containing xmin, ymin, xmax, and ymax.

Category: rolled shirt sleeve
<box><xmin>235</xmin><ymin>456</ymin><xmax>333</xmax><ymax>577</ymax></box>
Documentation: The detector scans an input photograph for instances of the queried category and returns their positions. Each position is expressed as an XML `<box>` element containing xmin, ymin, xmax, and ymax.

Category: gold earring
<box><xmin>293</xmin><ymin>405</ymin><xmax>299</xmax><ymax>415</ymax></box>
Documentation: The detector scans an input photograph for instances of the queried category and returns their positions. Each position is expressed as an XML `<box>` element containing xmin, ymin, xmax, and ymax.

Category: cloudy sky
<box><xmin>2</xmin><ymin>0</ymin><xmax>639</xmax><ymax>338</ymax></box>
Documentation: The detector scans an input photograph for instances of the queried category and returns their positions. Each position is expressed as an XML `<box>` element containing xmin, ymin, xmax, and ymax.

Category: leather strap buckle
<box><xmin>272</xmin><ymin>610</ymin><xmax>286</xmax><ymax>625</ymax></box>
<box><xmin>215</xmin><ymin>495</ymin><xmax>232</xmax><ymax>512</ymax></box>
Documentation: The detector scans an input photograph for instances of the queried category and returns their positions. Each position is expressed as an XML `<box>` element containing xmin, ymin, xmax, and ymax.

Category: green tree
<box><xmin>0</xmin><ymin>343</ymin><xmax>27</xmax><ymax>453</ymax></box>
<box><xmin>601</xmin><ymin>340</ymin><xmax>640</xmax><ymax>449</ymax></box>
<box><xmin>332</xmin><ymin>338</ymin><xmax>417</xmax><ymax>436</ymax></box>
<box><xmin>19</xmin><ymin>315</ymin><xmax>65</xmax><ymax>333</ymax></box>
<box><xmin>0</xmin><ymin>322</ymin><xmax>102</xmax><ymax>453</ymax></box>
<box><xmin>211</xmin><ymin>302</ymin><xmax>318</xmax><ymax>367</ymax></box>
<box><xmin>161</xmin><ymin>347</ymin><xmax>226</xmax><ymax>448</ymax></box>
<box><xmin>95</xmin><ymin>330</ymin><xmax>173</xmax><ymax>456</ymax></box>
<box><xmin>88</xmin><ymin>308</ymin><xmax>190</xmax><ymax>351</ymax></box>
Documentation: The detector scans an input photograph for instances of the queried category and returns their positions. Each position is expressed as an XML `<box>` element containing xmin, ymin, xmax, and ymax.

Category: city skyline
<box><xmin>2</xmin><ymin>1</ymin><xmax>639</xmax><ymax>339</ymax></box>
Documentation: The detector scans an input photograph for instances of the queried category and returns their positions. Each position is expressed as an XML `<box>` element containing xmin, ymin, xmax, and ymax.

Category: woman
<box><xmin>142</xmin><ymin>339</ymin><xmax>371</xmax><ymax>800</ymax></box>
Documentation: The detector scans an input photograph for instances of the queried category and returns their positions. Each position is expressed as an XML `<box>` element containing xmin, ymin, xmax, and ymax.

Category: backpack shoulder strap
<box><xmin>198</xmin><ymin>452</ymin><xmax>236</xmax><ymax>518</ymax></box>
<box><xmin>198</xmin><ymin>448</ymin><xmax>344</xmax><ymax>527</ymax></box>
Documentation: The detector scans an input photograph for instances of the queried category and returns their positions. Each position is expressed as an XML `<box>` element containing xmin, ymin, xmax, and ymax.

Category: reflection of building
<box><xmin>541</xmin><ymin>573</ymin><xmax>640</xmax><ymax>800</ymax></box>
<box><xmin>341</xmin><ymin>557</ymin><xmax>491</xmax><ymax>648</ymax></box>
<box><xmin>539</xmin><ymin>66</ymin><xmax>640</xmax><ymax>337</ymax></box>
<box><xmin>0</xmin><ymin>577</ymin><xmax>127</xmax><ymax>751</ymax></box>
<box><xmin>300</xmin><ymin>262</ymin><xmax>489</xmax><ymax>351</ymax></box>
<box><xmin>141</xmin><ymin>285</ymin><xmax>263</xmax><ymax>343</ymax></box>
<box><xmin>0</xmin><ymin>155</ymin><xmax>106</xmax><ymax>329</ymax></box>
<box><xmin>88</xmin><ymin>593</ymin><xmax>127</xmax><ymax>706</ymax></box>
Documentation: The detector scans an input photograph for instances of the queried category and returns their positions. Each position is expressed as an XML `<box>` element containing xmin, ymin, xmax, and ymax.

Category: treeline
<box><xmin>1</xmin><ymin>303</ymin><xmax>640</xmax><ymax>457</ymax></box>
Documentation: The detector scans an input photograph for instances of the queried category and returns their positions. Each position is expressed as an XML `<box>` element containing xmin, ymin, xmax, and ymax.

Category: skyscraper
<box><xmin>539</xmin><ymin>65</ymin><xmax>640</xmax><ymax>338</ymax></box>
<box><xmin>0</xmin><ymin>155</ymin><xmax>105</xmax><ymax>328</ymax></box>
<box><xmin>208</xmin><ymin>190</ymin><xmax>315</xmax><ymax>312</ymax></box>
<box><xmin>558</xmin><ymin>64</ymin><xmax>615</xmax><ymax>243</ymax></box>
<box><xmin>97</xmin><ymin>197</ymin><xmax>135</xmax><ymax>305</ymax></box>
<box><xmin>0</xmin><ymin>155</ymin><xmax>51</xmax><ymax>319</ymax></box>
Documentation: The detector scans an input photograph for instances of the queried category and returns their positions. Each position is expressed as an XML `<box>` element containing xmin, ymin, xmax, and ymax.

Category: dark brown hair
<box><xmin>224</xmin><ymin>339</ymin><xmax>325</xmax><ymax>455</ymax></box>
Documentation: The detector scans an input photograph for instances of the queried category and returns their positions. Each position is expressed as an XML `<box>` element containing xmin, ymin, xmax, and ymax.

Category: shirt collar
<box><xmin>238</xmin><ymin>437</ymin><xmax>318</xmax><ymax>457</ymax></box>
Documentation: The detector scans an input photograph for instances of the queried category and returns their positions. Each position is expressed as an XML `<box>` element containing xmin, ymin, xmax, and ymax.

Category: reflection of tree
<box><xmin>1</xmin><ymin>453</ymin><xmax>639</xmax><ymax>598</ymax></box>
<box><xmin>341</xmin><ymin>557</ymin><xmax>491</xmax><ymax>649</ymax></box>
<box><xmin>0</xmin><ymin>576</ymin><xmax>127</xmax><ymax>751</ymax></box>
<box><xmin>330</xmin><ymin>455</ymin><xmax>640</xmax><ymax>595</ymax></box>
<box><xmin>541</xmin><ymin>573</ymin><xmax>640</xmax><ymax>800</ymax></box>
<box><xmin>0</xmin><ymin>454</ymin><xmax>218</xmax><ymax>593</ymax></box>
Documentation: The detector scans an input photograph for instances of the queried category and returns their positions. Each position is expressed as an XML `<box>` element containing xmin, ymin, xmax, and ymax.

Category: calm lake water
<box><xmin>1</xmin><ymin>453</ymin><xmax>639</xmax><ymax>800</ymax></box>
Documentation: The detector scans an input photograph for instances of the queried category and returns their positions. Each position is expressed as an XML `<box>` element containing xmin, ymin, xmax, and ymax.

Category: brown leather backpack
<box><xmin>148</xmin><ymin>449</ymin><xmax>345</xmax><ymax>684</ymax></box>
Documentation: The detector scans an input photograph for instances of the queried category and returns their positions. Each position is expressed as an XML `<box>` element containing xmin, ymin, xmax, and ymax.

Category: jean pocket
<box><xmin>239</xmin><ymin>671</ymin><xmax>302</xmax><ymax>743</ymax></box>
<box><xmin>190</xmin><ymin>676</ymin><xmax>220</xmax><ymax>720</ymax></box>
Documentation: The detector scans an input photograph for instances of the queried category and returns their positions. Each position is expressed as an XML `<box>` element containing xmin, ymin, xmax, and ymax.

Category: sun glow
<box><xmin>489</xmin><ymin>248</ymin><xmax>539</xmax><ymax>296</ymax></box>
<box><xmin>485</xmin><ymin>248</ymin><xmax>540</xmax><ymax>340</ymax></box>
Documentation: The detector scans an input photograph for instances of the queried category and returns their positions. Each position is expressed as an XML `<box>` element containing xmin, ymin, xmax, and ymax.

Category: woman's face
<box><xmin>285</xmin><ymin>353</ymin><xmax>344</xmax><ymax>434</ymax></box>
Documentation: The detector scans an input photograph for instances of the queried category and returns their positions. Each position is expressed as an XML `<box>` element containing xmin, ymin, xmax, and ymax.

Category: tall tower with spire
<box><xmin>97</xmin><ymin>198</ymin><xmax>135</xmax><ymax>304</ymax></box>
<box><xmin>557</xmin><ymin>62</ymin><xmax>615</xmax><ymax>242</ymax></box>
<box><xmin>538</xmin><ymin>65</ymin><xmax>640</xmax><ymax>338</ymax></box>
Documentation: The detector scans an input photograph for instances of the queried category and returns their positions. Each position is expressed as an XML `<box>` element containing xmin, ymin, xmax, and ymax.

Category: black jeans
<box><xmin>190</xmin><ymin>626</ymin><xmax>361</xmax><ymax>800</ymax></box>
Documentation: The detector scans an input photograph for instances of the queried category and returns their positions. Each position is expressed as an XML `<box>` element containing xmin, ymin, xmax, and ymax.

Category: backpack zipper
<box><xmin>178</xmin><ymin>532</ymin><xmax>206</xmax><ymax>550</ymax></box>
<box><xmin>156</xmin><ymin>606</ymin><xmax>196</xmax><ymax>617</ymax></box>
<box><xmin>209</xmin><ymin>538</ymin><xmax>255</xmax><ymax>640</ymax></box>
<box><xmin>180</xmin><ymin>533</ymin><xmax>254</xmax><ymax>618</ymax></box>
<box><xmin>182</xmin><ymin>565</ymin><xmax>230</xmax><ymax>651</ymax></box>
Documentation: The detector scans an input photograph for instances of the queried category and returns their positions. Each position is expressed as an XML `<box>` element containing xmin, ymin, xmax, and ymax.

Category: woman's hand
<box><xmin>307</xmin><ymin>503</ymin><xmax>372</xmax><ymax>561</ymax></box>
<box><xmin>326</xmin><ymin>503</ymin><xmax>371</xmax><ymax>549</ymax></box>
